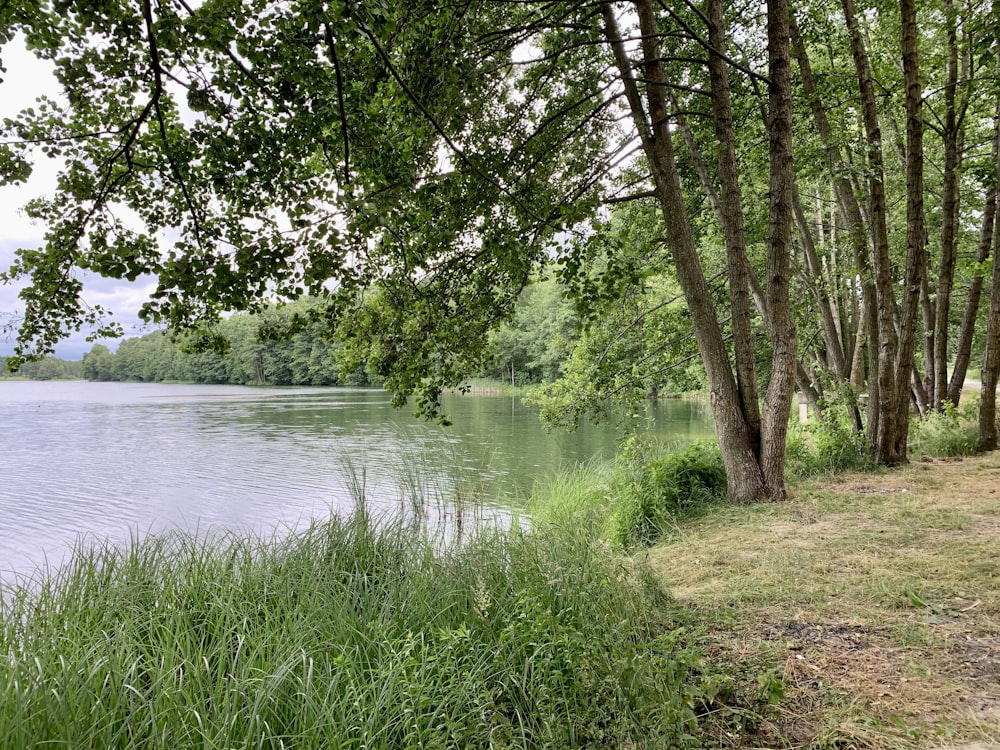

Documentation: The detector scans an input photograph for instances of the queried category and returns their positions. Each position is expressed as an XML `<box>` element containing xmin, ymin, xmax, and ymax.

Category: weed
<box><xmin>909</xmin><ymin>398</ymin><xmax>980</xmax><ymax>458</ymax></box>
<box><xmin>529</xmin><ymin>440</ymin><xmax>727</xmax><ymax>550</ymax></box>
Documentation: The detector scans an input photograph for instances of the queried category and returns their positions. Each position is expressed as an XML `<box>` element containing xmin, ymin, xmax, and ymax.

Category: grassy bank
<box><xmin>5</xmin><ymin>434</ymin><xmax>995</xmax><ymax>749</ymax></box>
<box><xmin>451</xmin><ymin>377</ymin><xmax>536</xmax><ymax>396</ymax></box>
<box><xmin>647</xmin><ymin>452</ymin><xmax>1000</xmax><ymax>748</ymax></box>
<box><xmin>0</xmin><ymin>505</ymin><xmax>757</xmax><ymax>748</ymax></box>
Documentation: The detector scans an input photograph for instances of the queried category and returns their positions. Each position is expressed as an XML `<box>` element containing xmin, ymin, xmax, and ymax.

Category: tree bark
<box><xmin>842</xmin><ymin>0</ymin><xmax>901</xmax><ymax>463</ymax></box>
<box><xmin>948</xmin><ymin>102</ymin><xmax>1000</xmax><ymax>405</ymax></box>
<box><xmin>791</xmin><ymin>8</ymin><xmax>878</xmax><ymax>436</ymax></box>
<box><xmin>979</xmin><ymin>50</ymin><xmax>1000</xmax><ymax>450</ymax></box>
<box><xmin>980</xmin><ymin>213</ymin><xmax>1000</xmax><ymax>450</ymax></box>
<box><xmin>602</xmin><ymin>1</ymin><xmax>782</xmax><ymax>502</ymax></box>
<box><xmin>932</xmin><ymin>0</ymin><xmax>962</xmax><ymax>408</ymax></box>
<box><xmin>706</xmin><ymin>0</ymin><xmax>762</xmax><ymax>459</ymax></box>
<box><xmin>760</xmin><ymin>0</ymin><xmax>797</xmax><ymax>498</ymax></box>
<box><xmin>893</xmin><ymin>0</ymin><xmax>926</xmax><ymax>460</ymax></box>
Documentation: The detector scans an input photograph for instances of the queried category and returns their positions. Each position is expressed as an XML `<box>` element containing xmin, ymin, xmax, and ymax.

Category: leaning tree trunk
<box><xmin>602</xmin><ymin>1</ymin><xmax>788</xmax><ymax>502</ymax></box>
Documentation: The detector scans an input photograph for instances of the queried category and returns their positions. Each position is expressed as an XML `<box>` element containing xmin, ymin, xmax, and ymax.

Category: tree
<box><xmin>82</xmin><ymin>344</ymin><xmax>115</xmax><ymax>380</ymax></box>
<box><xmin>2</xmin><ymin>1</ymin><xmax>809</xmax><ymax>501</ymax></box>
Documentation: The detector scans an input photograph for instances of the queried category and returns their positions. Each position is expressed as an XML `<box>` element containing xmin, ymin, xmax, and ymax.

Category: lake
<box><xmin>0</xmin><ymin>381</ymin><xmax>714</xmax><ymax>581</ymax></box>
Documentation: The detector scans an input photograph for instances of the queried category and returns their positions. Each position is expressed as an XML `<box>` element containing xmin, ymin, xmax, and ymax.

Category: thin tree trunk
<box><xmin>932</xmin><ymin>0</ymin><xmax>962</xmax><ymax>408</ymax></box>
<box><xmin>602</xmin><ymin>1</ymin><xmax>768</xmax><ymax>502</ymax></box>
<box><xmin>912</xmin><ymin>362</ymin><xmax>929</xmax><ymax>417</ymax></box>
<box><xmin>843</xmin><ymin>0</ymin><xmax>900</xmax><ymax>463</ymax></box>
<box><xmin>920</xmin><ymin>259</ymin><xmax>935</xmax><ymax>399</ymax></box>
<box><xmin>980</xmin><ymin>215</ymin><xmax>1000</xmax><ymax>450</ymax></box>
<box><xmin>979</xmin><ymin>46</ymin><xmax>1000</xmax><ymax>450</ymax></box>
<box><xmin>794</xmin><ymin>185</ymin><xmax>848</xmax><ymax>380</ymax></box>
<box><xmin>948</xmin><ymin>106</ymin><xmax>1000</xmax><ymax>404</ymax></box>
<box><xmin>791</xmin><ymin>8</ymin><xmax>878</xmax><ymax>437</ymax></box>
<box><xmin>893</xmin><ymin>0</ymin><xmax>926</xmax><ymax>460</ymax></box>
<box><xmin>797</xmin><ymin>361</ymin><xmax>824</xmax><ymax>420</ymax></box>
<box><xmin>851</xmin><ymin>299</ymin><xmax>868</xmax><ymax>391</ymax></box>
<box><xmin>948</xmin><ymin>70</ymin><xmax>1000</xmax><ymax>406</ymax></box>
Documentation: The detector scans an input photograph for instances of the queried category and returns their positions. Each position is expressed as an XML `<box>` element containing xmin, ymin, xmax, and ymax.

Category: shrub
<box><xmin>786</xmin><ymin>402</ymin><xmax>872</xmax><ymax>479</ymax></box>
<box><xmin>608</xmin><ymin>439</ymin><xmax>727</xmax><ymax>548</ymax></box>
<box><xmin>909</xmin><ymin>397</ymin><xmax>979</xmax><ymax>458</ymax></box>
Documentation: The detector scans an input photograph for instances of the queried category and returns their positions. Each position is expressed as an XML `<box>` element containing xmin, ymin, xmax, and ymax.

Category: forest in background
<box><xmin>3</xmin><ymin>278</ymin><xmax>707</xmax><ymax>393</ymax></box>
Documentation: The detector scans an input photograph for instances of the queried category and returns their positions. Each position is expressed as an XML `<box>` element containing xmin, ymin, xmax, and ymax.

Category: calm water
<box><xmin>0</xmin><ymin>381</ymin><xmax>714</xmax><ymax>580</ymax></box>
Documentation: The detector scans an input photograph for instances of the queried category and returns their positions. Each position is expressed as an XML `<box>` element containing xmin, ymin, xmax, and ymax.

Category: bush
<box><xmin>608</xmin><ymin>439</ymin><xmax>727</xmax><ymax>548</ymax></box>
<box><xmin>786</xmin><ymin>403</ymin><xmax>872</xmax><ymax>479</ymax></box>
<box><xmin>909</xmin><ymin>397</ymin><xmax>979</xmax><ymax>458</ymax></box>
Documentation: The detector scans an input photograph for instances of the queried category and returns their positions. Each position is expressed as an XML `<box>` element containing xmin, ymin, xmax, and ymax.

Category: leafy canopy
<box><xmin>2</xmin><ymin>1</ymin><xmax>617</xmax><ymax>416</ymax></box>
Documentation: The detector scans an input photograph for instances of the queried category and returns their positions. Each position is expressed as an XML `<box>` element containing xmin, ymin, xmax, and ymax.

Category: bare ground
<box><xmin>648</xmin><ymin>453</ymin><xmax>1000</xmax><ymax>749</ymax></box>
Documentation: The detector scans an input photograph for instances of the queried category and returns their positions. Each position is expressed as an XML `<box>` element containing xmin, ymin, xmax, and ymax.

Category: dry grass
<box><xmin>648</xmin><ymin>453</ymin><xmax>1000</xmax><ymax>749</ymax></box>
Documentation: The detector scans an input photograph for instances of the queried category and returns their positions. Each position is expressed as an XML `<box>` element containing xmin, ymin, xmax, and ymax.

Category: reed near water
<box><xmin>0</xmin><ymin>502</ymin><xmax>715</xmax><ymax>748</ymax></box>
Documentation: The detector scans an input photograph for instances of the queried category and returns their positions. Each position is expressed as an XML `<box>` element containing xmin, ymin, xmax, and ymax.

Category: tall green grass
<box><xmin>530</xmin><ymin>441</ymin><xmax>727</xmax><ymax>549</ymax></box>
<box><xmin>908</xmin><ymin>397</ymin><xmax>979</xmax><ymax>458</ymax></box>
<box><xmin>1</xmin><ymin>507</ymin><xmax>717</xmax><ymax>748</ymax></box>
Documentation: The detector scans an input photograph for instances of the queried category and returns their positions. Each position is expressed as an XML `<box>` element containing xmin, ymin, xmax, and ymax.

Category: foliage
<box><xmin>1</xmin><ymin>355</ymin><xmax>81</xmax><ymax>380</ymax></box>
<box><xmin>481</xmin><ymin>278</ymin><xmax>579</xmax><ymax>386</ymax></box>
<box><xmin>0</xmin><ymin>1</ymin><xmax>609</xmax><ymax>419</ymax></box>
<box><xmin>80</xmin><ymin>301</ymin><xmax>374</xmax><ymax>386</ymax></box>
<box><xmin>530</xmin><ymin>203</ymin><xmax>707</xmax><ymax>431</ymax></box>
<box><xmin>530</xmin><ymin>440</ymin><xmax>727</xmax><ymax>550</ymax></box>
<box><xmin>908</xmin><ymin>397</ymin><xmax>980</xmax><ymax>458</ymax></box>
<box><xmin>610</xmin><ymin>439</ymin><xmax>727</xmax><ymax>548</ymax></box>
<box><xmin>0</xmin><ymin>509</ymin><xmax>730</xmax><ymax>748</ymax></box>
<box><xmin>786</xmin><ymin>403</ymin><xmax>873</xmax><ymax>479</ymax></box>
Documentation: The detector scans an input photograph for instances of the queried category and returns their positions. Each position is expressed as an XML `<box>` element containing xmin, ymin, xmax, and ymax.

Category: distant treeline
<box><xmin>80</xmin><ymin>305</ymin><xmax>374</xmax><ymax>386</ymax></box>
<box><xmin>4</xmin><ymin>280</ymin><xmax>703</xmax><ymax>395</ymax></box>
<box><xmin>1</xmin><ymin>356</ymin><xmax>83</xmax><ymax>380</ymax></box>
<box><xmin>73</xmin><ymin>286</ymin><xmax>578</xmax><ymax>387</ymax></box>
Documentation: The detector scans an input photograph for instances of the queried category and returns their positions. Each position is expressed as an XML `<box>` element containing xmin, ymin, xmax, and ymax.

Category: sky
<box><xmin>0</xmin><ymin>37</ymin><xmax>154</xmax><ymax>360</ymax></box>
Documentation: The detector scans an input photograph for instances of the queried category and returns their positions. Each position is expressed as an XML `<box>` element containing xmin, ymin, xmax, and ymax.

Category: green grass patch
<box><xmin>0</xmin><ymin>507</ymin><xmax>734</xmax><ymax>748</ymax></box>
<box><xmin>529</xmin><ymin>441</ymin><xmax>726</xmax><ymax>549</ymax></box>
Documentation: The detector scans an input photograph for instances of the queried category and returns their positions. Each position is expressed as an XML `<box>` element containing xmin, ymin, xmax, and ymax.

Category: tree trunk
<box><xmin>706</xmin><ymin>0</ymin><xmax>762</xmax><ymax>459</ymax></box>
<box><xmin>980</xmin><ymin>216</ymin><xmax>1000</xmax><ymax>450</ymax></box>
<box><xmin>892</xmin><ymin>0</ymin><xmax>926</xmax><ymax>460</ymax></box>
<box><xmin>979</xmin><ymin>50</ymin><xmax>1000</xmax><ymax>450</ymax></box>
<box><xmin>932</xmin><ymin>0</ymin><xmax>962</xmax><ymax>408</ymax></box>
<box><xmin>602</xmin><ymin>1</ymin><xmax>779</xmax><ymax>502</ymax></box>
<box><xmin>760</xmin><ymin>0</ymin><xmax>797</xmax><ymax>498</ymax></box>
<box><xmin>791</xmin><ymin>9</ymin><xmax>877</xmax><ymax>436</ymax></box>
<box><xmin>843</xmin><ymin>0</ymin><xmax>901</xmax><ymax>463</ymax></box>
<box><xmin>948</xmin><ymin>95</ymin><xmax>1000</xmax><ymax>406</ymax></box>
<box><xmin>793</xmin><ymin>185</ymin><xmax>848</xmax><ymax>380</ymax></box>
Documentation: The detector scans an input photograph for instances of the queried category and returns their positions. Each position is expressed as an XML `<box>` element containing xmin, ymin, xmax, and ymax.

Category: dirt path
<box><xmin>648</xmin><ymin>454</ymin><xmax>1000</xmax><ymax>748</ymax></box>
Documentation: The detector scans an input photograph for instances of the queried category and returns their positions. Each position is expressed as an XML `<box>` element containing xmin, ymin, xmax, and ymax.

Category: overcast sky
<box><xmin>0</xmin><ymin>37</ymin><xmax>155</xmax><ymax>360</ymax></box>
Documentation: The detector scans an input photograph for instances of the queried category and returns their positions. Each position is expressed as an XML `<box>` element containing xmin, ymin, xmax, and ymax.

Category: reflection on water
<box><xmin>0</xmin><ymin>381</ymin><xmax>714</xmax><ymax>581</ymax></box>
